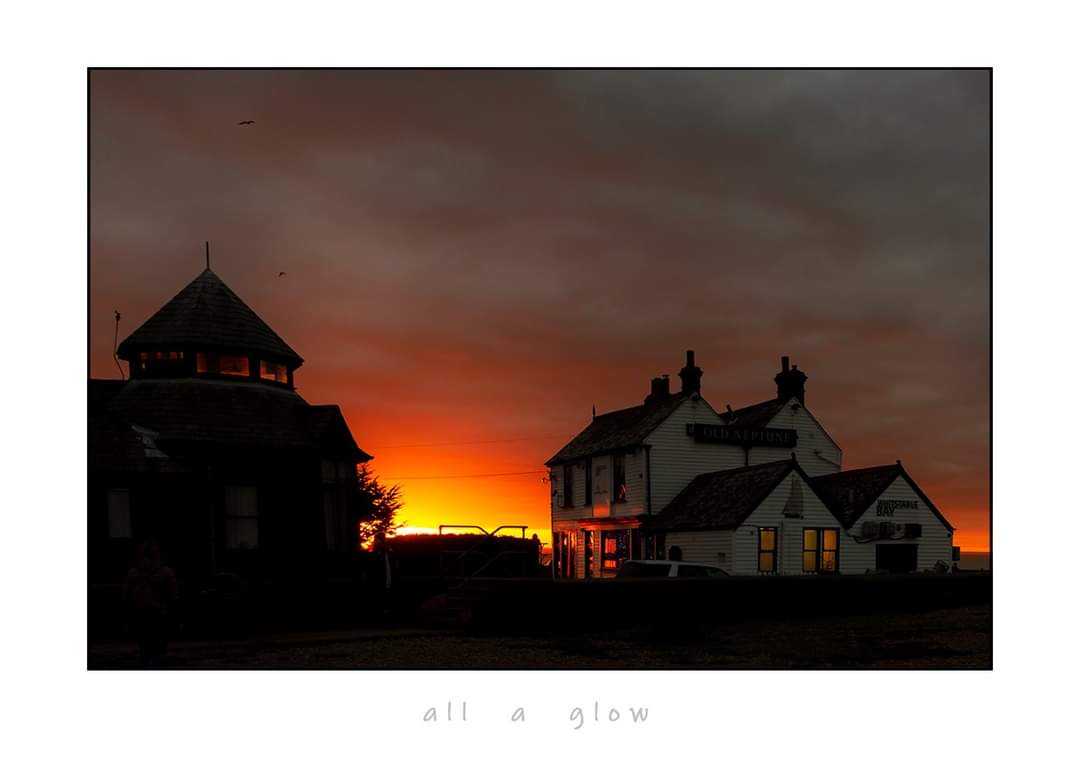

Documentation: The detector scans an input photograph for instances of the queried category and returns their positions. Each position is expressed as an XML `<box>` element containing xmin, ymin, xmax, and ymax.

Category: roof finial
<box><xmin>205</xmin><ymin>241</ymin><xmax>210</xmax><ymax>270</ymax></box>
<box><xmin>592</xmin><ymin>404</ymin><xmax>596</xmax><ymax>420</ymax></box>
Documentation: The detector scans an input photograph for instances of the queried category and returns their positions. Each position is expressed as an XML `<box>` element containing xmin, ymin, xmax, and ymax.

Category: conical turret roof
<box><xmin>116</xmin><ymin>268</ymin><xmax>303</xmax><ymax>366</ymax></box>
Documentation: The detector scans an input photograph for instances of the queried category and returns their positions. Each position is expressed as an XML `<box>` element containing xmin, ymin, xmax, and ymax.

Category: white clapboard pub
<box><xmin>546</xmin><ymin>352</ymin><xmax>955</xmax><ymax>578</ymax></box>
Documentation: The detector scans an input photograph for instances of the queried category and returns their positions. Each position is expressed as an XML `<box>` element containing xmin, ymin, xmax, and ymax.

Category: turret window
<box><xmin>197</xmin><ymin>352</ymin><xmax>250</xmax><ymax>377</ymax></box>
<box><xmin>136</xmin><ymin>351</ymin><xmax>186</xmax><ymax>376</ymax></box>
<box><xmin>260</xmin><ymin>360</ymin><xmax>288</xmax><ymax>383</ymax></box>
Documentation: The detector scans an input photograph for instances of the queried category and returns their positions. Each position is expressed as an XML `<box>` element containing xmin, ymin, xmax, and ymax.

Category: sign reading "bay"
<box><xmin>876</xmin><ymin>499</ymin><xmax>917</xmax><ymax>516</ymax></box>
<box><xmin>686</xmin><ymin>422</ymin><xmax>798</xmax><ymax>448</ymax></box>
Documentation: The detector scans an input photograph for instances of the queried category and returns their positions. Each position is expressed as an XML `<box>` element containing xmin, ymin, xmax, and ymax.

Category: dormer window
<box><xmin>260</xmin><ymin>360</ymin><xmax>288</xmax><ymax>384</ymax></box>
<box><xmin>197</xmin><ymin>352</ymin><xmax>250</xmax><ymax>377</ymax></box>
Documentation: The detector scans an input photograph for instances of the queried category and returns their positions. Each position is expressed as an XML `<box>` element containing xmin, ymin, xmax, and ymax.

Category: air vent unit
<box><xmin>879</xmin><ymin>521</ymin><xmax>896</xmax><ymax>538</ymax></box>
<box><xmin>904</xmin><ymin>523</ymin><xmax>923</xmax><ymax>539</ymax></box>
<box><xmin>860</xmin><ymin>520</ymin><xmax>880</xmax><ymax>539</ymax></box>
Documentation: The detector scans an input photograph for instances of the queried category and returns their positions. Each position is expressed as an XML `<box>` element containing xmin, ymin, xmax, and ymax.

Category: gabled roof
<box><xmin>719</xmin><ymin>397</ymin><xmax>788</xmax><ymax>428</ymax></box>
<box><xmin>545</xmin><ymin>392</ymin><xmax>689</xmax><ymax>466</ymax></box>
<box><xmin>651</xmin><ymin>459</ymin><xmax>835</xmax><ymax>531</ymax></box>
<box><xmin>810</xmin><ymin>463</ymin><xmax>954</xmax><ymax>531</ymax></box>
<box><xmin>116</xmin><ymin>268</ymin><xmax>303</xmax><ymax>366</ymax></box>
<box><xmin>722</xmin><ymin>395</ymin><xmax>842</xmax><ymax>453</ymax></box>
<box><xmin>89</xmin><ymin>378</ymin><xmax>371</xmax><ymax>460</ymax></box>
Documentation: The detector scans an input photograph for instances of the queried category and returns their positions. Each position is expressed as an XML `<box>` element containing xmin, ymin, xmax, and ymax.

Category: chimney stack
<box><xmin>678</xmin><ymin>350</ymin><xmax>703</xmax><ymax>395</ymax></box>
<box><xmin>774</xmin><ymin>355</ymin><xmax>807</xmax><ymax>403</ymax></box>
<box><xmin>644</xmin><ymin>375</ymin><xmax>671</xmax><ymax>404</ymax></box>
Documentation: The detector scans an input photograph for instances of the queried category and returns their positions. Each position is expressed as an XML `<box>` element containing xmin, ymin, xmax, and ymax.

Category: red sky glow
<box><xmin>90</xmin><ymin>70</ymin><xmax>990</xmax><ymax>551</ymax></box>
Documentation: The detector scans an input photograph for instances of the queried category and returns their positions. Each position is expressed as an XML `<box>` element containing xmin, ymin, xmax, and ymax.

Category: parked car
<box><xmin>615</xmin><ymin>560</ymin><xmax>728</xmax><ymax>578</ymax></box>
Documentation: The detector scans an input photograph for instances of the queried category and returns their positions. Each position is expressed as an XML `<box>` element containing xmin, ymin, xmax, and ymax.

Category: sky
<box><xmin>89</xmin><ymin>69</ymin><xmax>990</xmax><ymax>551</ymax></box>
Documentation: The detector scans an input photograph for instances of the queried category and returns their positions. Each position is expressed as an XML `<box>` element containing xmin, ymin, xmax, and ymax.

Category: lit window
<box><xmin>260</xmin><ymin>360</ymin><xmax>288</xmax><ymax>383</ymax></box>
<box><xmin>225</xmin><ymin>486</ymin><xmax>258</xmax><ymax>549</ymax></box>
<box><xmin>554</xmin><ymin>531</ymin><xmax>577</xmax><ymax>578</ymax></box>
<box><xmin>218</xmin><ymin>355</ymin><xmax>249</xmax><ymax>376</ymax></box>
<box><xmin>758</xmin><ymin>527</ymin><xmax>777</xmax><ymax>574</ymax></box>
<box><xmin>803</xmin><ymin>529</ymin><xmax>818</xmax><ymax>572</ymax></box>
<box><xmin>107</xmin><ymin>489</ymin><xmax>131</xmax><ymax>539</ymax></box>
<box><xmin>196</xmin><ymin>352</ymin><xmax>250</xmax><ymax>377</ymax></box>
<box><xmin>821</xmin><ymin>529</ymin><xmax>838</xmax><ymax>572</ymax></box>
<box><xmin>136</xmin><ymin>350</ymin><xmax>185</xmax><ymax>375</ymax></box>
<box><xmin>803</xmin><ymin>527</ymin><xmax>839</xmax><ymax>573</ymax></box>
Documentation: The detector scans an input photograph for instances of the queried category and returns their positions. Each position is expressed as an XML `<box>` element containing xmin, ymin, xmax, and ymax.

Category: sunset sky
<box><xmin>89</xmin><ymin>70</ymin><xmax>990</xmax><ymax>551</ymax></box>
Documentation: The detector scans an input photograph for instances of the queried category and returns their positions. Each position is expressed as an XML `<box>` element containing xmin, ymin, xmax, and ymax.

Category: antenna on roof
<box><xmin>112</xmin><ymin>310</ymin><xmax>126</xmax><ymax>380</ymax></box>
<box><xmin>205</xmin><ymin>241</ymin><xmax>211</xmax><ymax>270</ymax></box>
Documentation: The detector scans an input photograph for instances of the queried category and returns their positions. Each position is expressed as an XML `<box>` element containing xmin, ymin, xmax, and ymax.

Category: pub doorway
<box><xmin>599</xmin><ymin>529</ymin><xmax>631</xmax><ymax>575</ymax></box>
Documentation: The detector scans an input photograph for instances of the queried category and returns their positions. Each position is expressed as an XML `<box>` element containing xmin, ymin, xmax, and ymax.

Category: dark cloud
<box><xmin>90</xmin><ymin>69</ymin><xmax>990</xmax><ymax>547</ymax></box>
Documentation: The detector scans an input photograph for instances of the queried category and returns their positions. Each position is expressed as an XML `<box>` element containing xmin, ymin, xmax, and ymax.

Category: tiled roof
<box><xmin>719</xmin><ymin>397</ymin><xmax>788</xmax><ymax>428</ymax></box>
<box><xmin>649</xmin><ymin>459</ymin><xmax>799</xmax><ymax>531</ymax></box>
<box><xmin>89</xmin><ymin>378</ymin><xmax>370</xmax><ymax>460</ymax></box>
<box><xmin>811</xmin><ymin>463</ymin><xmax>954</xmax><ymax>531</ymax></box>
<box><xmin>810</xmin><ymin>464</ymin><xmax>901</xmax><ymax>527</ymax></box>
<box><xmin>307</xmin><ymin>404</ymin><xmax>373</xmax><ymax>461</ymax></box>
<box><xmin>545</xmin><ymin>392</ymin><xmax>689</xmax><ymax>466</ymax></box>
<box><xmin>116</xmin><ymin>269</ymin><xmax>303</xmax><ymax>366</ymax></box>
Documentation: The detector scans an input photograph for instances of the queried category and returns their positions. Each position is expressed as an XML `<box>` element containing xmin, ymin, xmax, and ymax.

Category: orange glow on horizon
<box><xmin>391</xmin><ymin>526</ymin><xmax>439</xmax><ymax>537</ymax></box>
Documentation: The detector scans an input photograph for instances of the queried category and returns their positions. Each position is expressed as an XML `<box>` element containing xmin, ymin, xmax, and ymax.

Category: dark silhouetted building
<box><xmin>88</xmin><ymin>267</ymin><xmax>372</xmax><ymax>588</ymax></box>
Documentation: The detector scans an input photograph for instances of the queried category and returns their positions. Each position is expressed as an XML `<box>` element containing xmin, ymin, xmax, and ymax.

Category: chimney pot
<box><xmin>678</xmin><ymin>349</ymin><xmax>703</xmax><ymax>396</ymax></box>
<box><xmin>774</xmin><ymin>356</ymin><xmax>808</xmax><ymax>404</ymax></box>
<box><xmin>645</xmin><ymin>375</ymin><xmax>671</xmax><ymax>404</ymax></box>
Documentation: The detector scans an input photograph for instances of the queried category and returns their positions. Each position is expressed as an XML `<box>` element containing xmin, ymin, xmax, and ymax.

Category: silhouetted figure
<box><xmin>668</xmin><ymin>545</ymin><xmax>683</xmax><ymax>562</ymax></box>
<box><xmin>125</xmin><ymin>541</ymin><xmax>177</xmax><ymax>668</ymax></box>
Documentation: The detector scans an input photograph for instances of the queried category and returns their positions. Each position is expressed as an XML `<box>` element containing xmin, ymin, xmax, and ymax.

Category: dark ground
<box><xmin>88</xmin><ymin>603</ymin><xmax>990</xmax><ymax>669</ymax></box>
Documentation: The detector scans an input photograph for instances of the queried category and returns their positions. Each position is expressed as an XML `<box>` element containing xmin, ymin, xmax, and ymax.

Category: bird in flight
<box><xmin>237</xmin><ymin>120</ymin><xmax>255</xmax><ymax>126</ymax></box>
<box><xmin>278</xmin><ymin>271</ymin><xmax>287</xmax><ymax>277</ymax></box>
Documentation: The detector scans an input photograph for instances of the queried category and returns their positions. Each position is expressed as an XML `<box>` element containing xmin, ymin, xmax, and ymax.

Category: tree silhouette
<box><xmin>353</xmin><ymin>464</ymin><xmax>403</xmax><ymax>550</ymax></box>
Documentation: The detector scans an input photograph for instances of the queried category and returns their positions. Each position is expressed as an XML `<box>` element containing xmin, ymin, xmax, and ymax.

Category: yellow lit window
<box><xmin>803</xmin><ymin>528</ymin><xmax>819</xmax><ymax>572</ymax></box>
<box><xmin>821</xmin><ymin>529</ymin><xmax>839</xmax><ymax>572</ymax></box>
<box><xmin>803</xmin><ymin>527</ymin><xmax>839</xmax><ymax>573</ymax></box>
<box><xmin>758</xmin><ymin>527</ymin><xmax>777</xmax><ymax>574</ymax></box>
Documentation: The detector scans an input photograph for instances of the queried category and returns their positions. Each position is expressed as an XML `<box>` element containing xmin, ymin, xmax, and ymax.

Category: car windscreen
<box><xmin>676</xmin><ymin>564</ymin><xmax>713</xmax><ymax>577</ymax></box>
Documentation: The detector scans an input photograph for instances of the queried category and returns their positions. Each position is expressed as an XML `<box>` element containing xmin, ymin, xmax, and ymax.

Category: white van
<box><xmin>615</xmin><ymin>560</ymin><xmax>728</xmax><ymax>578</ymax></box>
